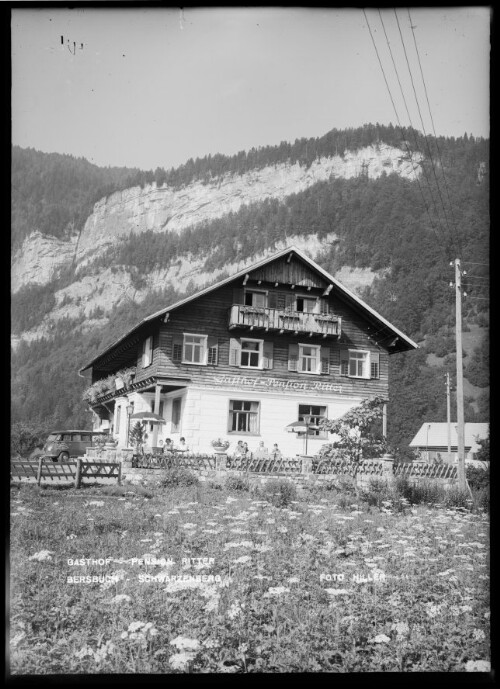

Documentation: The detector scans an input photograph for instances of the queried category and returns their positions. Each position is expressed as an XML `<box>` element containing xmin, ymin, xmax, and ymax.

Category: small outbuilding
<box><xmin>409</xmin><ymin>422</ymin><xmax>489</xmax><ymax>464</ymax></box>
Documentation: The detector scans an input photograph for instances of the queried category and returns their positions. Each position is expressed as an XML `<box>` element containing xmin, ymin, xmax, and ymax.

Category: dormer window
<box><xmin>244</xmin><ymin>290</ymin><xmax>267</xmax><ymax>307</ymax></box>
<box><xmin>295</xmin><ymin>296</ymin><xmax>319</xmax><ymax>313</ymax></box>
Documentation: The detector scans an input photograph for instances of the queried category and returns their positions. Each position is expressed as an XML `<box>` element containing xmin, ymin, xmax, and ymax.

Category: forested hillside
<box><xmin>11</xmin><ymin>125</ymin><xmax>489</xmax><ymax>455</ymax></box>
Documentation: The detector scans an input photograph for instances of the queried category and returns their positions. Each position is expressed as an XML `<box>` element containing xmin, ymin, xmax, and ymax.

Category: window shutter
<box><xmin>285</xmin><ymin>294</ymin><xmax>295</xmax><ymax>311</ymax></box>
<box><xmin>268</xmin><ymin>292</ymin><xmax>278</xmax><ymax>309</ymax></box>
<box><xmin>320</xmin><ymin>346</ymin><xmax>330</xmax><ymax>374</ymax></box>
<box><xmin>276</xmin><ymin>292</ymin><xmax>286</xmax><ymax>309</ymax></box>
<box><xmin>340</xmin><ymin>348</ymin><xmax>349</xmax><ymax>376</ymax></box>
<box><xmin>141</xmin><ymin>339</ymin><xmax>146</xmax><ymax>366</ymax></box>
<box><xmin>147</xmin><ymin>335</ymin><xmax>153</xmax><ymax>365</ymax></box>
<box><xmin>262</xmin><ymin>341</ymin><xmax>274</xmax><ymax>369</ymax></box>
<box><xmin>229</xmin><ymin>338</ymin><xmax>241</xmax><ymax>366</ymax></box>
<box><xmin>370</xmin><ymin>351</ymin><xmax>380</xmax><ymax>379</ymax></box>
<box><xmin>172</xmin><ymin>334</ymin><xmax>183</xmax><ymax>362</ymax></box>
<box><xmin>207</xmin><ymin>336</ymin><xmax>218</xmax><ymax>365</ymax></box>
<box><xmin>233</xmin><ymin>288</ymin><xmax>244</xmax><ymax>305</ymax></box>
<box><xmin>320</xmin><ymin>298</ymin><xmax>330</xmax><ymax>315</ymax></box>
<box><xmin>288</xmin><ymin>343</ymin><xmax>299</xmax><ymax>371</ymax></box>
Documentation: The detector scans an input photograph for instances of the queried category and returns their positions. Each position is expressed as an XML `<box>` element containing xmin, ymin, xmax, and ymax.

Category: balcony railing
<box><xmin>228</xmin><ymin>304</ymin><xmax>341</xmax><ymax>338</ymax></box>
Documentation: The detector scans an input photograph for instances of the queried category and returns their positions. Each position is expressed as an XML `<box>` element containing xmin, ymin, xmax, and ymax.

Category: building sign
<box><xmin>210</xmin><ymin>374</ymin><xmax>343</xmax><ymax>394</ymax></box>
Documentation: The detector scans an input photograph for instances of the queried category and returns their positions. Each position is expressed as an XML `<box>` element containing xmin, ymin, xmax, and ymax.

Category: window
<box><xmin>172</xmin><ymin>333</ymin><xmax>218</xmax><ymax>366</ymax></box>
<box><xmin>228</xmin><ymin>400</ymin><xmax>260</xmax><ymax>434</ymax></box>
<box><xmin>240</xmin><ymin>339</ymin><xmax>263</xmax><ymax>368</ymax></box>
<box><xmin>244</xmin><ymin>290</ymin><xmax>267</xmax><ymax>307</ymax></box>
<box><xmin>142</xmin><ymin>335</ymin><xmax>153</xmax><ymax>368</ymax></box>
<box><xmin>298</xmin><ymin>404</ymin><xmax>328</xmax><ymax>438</ymax></box>
<box><xmin>172</xmin><ymin>398</ymin><xmax>182</xmax><ymax>433</ymax></box>
<box><xmin>183</xmin><ymin>334</ymin><xmax>207</xmax><ymax>364</ymax></box>
<box><xmin>296</xmin><ymin>296</ymin><xmax>318</xmax><ymax>313</ymax></box>
<box><xmin>340</xmin><ymin>349</ymin><xmax>372</xmax><ymax>379</ymax></box>
<box><xmin>349</xmin><ymin>350</ymin><xmax>370</xmax><ymax>378</ymax></box>
<box><xmin>299</xmin><ymin>344</ymin><xmax>321</xmax><ymax>374</ymax></box>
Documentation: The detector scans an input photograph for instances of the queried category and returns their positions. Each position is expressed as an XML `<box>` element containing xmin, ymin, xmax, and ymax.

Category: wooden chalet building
<box><xmin>79</xmin><ymin>246</ymin><xmax>418</xmax><ymax>455</ymax></box>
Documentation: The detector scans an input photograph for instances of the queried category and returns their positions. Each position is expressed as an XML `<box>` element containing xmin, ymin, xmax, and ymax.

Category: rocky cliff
<box><xmin>11</xmin><ymin>143</ymin><xmax>421</xmax><ymax>347</ymax></box>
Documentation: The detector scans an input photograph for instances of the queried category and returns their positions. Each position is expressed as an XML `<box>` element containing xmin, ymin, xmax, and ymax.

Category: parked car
<box><xmin>42</xmin><ymin>430</ymin><xmax>109</xmax><ymax>462</ymax></box>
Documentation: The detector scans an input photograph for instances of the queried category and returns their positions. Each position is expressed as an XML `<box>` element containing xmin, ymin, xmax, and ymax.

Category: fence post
<box><xmin>75</xmin><ymin>458</ymin><xmax>82</xmax><ymax>489</ymax></box>
<box><xmin>117</xmin><ymin>461</ymin><xmax>122</xmax><ymax>486</ymax></box>
<box><xmin>36</xmin><ymin>457</ymin><xmax>43</xmax><ymax>486</ymax></box>
<box><xmin>215</xmin><ymin>452</ymin><xmax>227</xmax><ymax>472</ymax></box>
<box><xmin>380</xmin><ymin>453</ymin><xmax>395</xmax><ymax>485</ymax></box>
<box><xmin>301</xmin><ymin>456</ymin><xmax>312</xmax><ymax>475</ymax></box>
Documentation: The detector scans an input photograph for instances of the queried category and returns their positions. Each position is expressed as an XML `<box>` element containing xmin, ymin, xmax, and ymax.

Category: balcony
<box><xmin>228</xmin><ymin>305</ymin><xmax>341</xmax><ymax>338</ymax></box>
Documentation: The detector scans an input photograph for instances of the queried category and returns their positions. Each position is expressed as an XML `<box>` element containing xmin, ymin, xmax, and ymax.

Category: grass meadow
<box><xmin>9</xmin><ymin>475</ymin><xmax>490</xmax><ymax>674</ymax></box>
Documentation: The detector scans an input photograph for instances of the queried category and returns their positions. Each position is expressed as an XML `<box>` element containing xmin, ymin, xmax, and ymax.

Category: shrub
<box><xmin>261</xmin><ymin>479</ymin><xmax>297</xmax><ymax>507</ymax></box>
<box><xmin>472</xmin><ymin>488</ymin><xmax>490</xmax><ymax>513</ymax></box>
<box><xmin>157</xmin><ymin>467</ymin><xmax>198</xmax><ymax>488</ymax></box>
<box><xmin>11</xmin><ymin>421</ymin><xmax>52</xmax><ymax>458</ymax></box>
<box><xmin>444</xmin><ymin>487</ymin><xmax>472</xmax><ymax>509</ymax></box>
<box><xmin>393</xmin><ymin>477</ymin><xmax>445</xmax><ymax>505</ymax></box>
<box><xmin>466</xmin><ymin>465</ymin><xmax>489</xmax><ymax>491</ymax></box>
<box><xmin>360</xmin><ymin>478</ymin><xmax>392</xmax><ymax>508</ymax></box>
<box><xmin>224</xmin><ymin>475</ymin><xmax>250</xmax><ymax>492</ymax></box>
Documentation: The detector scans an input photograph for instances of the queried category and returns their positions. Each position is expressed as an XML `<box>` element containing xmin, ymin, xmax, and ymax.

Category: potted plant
<box><xmin>211</xmin><ymin>438</ymin><xmax>230</xmax><ymax>454</ymax></box>
<box><xmin>129</xmin><ymin>422</ymin><xmax>148</xmax><ymax>455</ymax></box>
<box><xmin>115</xmin><ymin>367</ymin><xmax>136</xmax><ymax>390</ymax></box>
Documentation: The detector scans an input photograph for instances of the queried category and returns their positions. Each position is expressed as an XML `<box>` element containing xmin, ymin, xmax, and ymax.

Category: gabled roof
<box><xmin>409</xmin><ymin>423</ymin><xmax>489</xmax><ymax>451</ymax></box>
<box><xmin>80</xmin><ymin>245</ymin><xmax>418</xmax><ymax>372</ymax></box>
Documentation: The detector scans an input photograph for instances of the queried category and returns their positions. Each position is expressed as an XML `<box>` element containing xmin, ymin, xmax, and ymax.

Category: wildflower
<box><xmin>232</xmin><ymin>556</ymin><xmax>251</xmax><ymax>564</ymax></box>
<box><xmin>170</xmin><ymin>636</ymin><xmax>201</xmax><ymax>651</ymax></box>
<box><xmin>87</xmin><ymin>500</ymin><xmax>104</xmax><ymax>506</ymax></box>
<box><xmin>461</xmin><ymin>605</ymin><xmax>473</xmax><ymax>612</ymax></box>
<box><xmin>472</xmin><ymin>629</ymin><xmax>486</xmax><ymax>642</ymax></box>
<box><xmin>484</xmin><ymin>611</ymin><xmax>491</xmax><ymax>620</ymax></box>
<box><xmin>203</xmin><ymin>638</ymin><xmax>220</xmax><ymax>648</ymax></box>
<box><xmin>371</xmin><ymin>634</ymin><xmax>391</xmax><ymax>644</ymax></box>
<box><xmin>109</xmin><ymin>594</ymin><xmax>132</xmax><ymax>604</ymax></box>
<box><xmin>264</xmin><ymin>586</ymin><xmax>290</xmax><ymax>597</ymax></box>
<box><xmin>325</xmin><ymin>589</ymin><xmax>351</xmax><ymax>596</ymax></box>
<box><xmin>465</xmin><ymin>660</ymin><xmax>490</xmax><ymax>672</ymax></box>
<box><xmin>288</xmin><ymin>576</ymin><xmax>300</xmax><ymax>584</ymax></box>
<box><xmin>391</xmin><ymin>622</ymin><xmax>409</xmax><ymax>636</ymax></box>
<box><xmin>426</xmin><ymin>603</ymin><xmax>443</xmax><ymax>618</ymax></box>
<box><xmin>277</xmin><ymin>526</ymin><xmax>288</xmax><ymax>533</ymax></box>
<box><xmin>169</xmin><ymin>652</ymin><xmax>195</xmax><ymax>671</ymax></box>
<box><xmin>29</xmin><ymin>550</ymin><xmax>54</xmax><ymax>562</ymax></box>
<box><xmin>10</xmin><ymin>631</ymin><xmax>26</xmax><ymax>647</ymax></box>
<box><xmin>227</xmin><ymin>601</ymin><xmax>243</xmax><ymax>619</ymax></box>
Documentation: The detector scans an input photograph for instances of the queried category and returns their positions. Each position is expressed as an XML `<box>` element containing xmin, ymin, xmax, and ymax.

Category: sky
<box><xmin>11</xmin><ymin>7</ymin><xmax>490</xmax><ymax>172</ymax></box>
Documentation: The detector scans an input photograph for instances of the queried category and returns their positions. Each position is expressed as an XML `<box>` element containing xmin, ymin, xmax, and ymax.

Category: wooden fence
<box><xmin>393</xmin><ymin>462</ymin><xmax>458</xmax><ymax>479</ymax></box>
<box><xmin>10</xmin><ymin>457</ymin><xmax>121</xmax><ymax>488</ymax></box>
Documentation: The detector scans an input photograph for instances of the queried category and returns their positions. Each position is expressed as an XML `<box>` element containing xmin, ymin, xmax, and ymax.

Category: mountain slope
<box><xmin>11</xmin><ymin>125</ymin><xmax>489</xmax><ymax>453</ymax></box>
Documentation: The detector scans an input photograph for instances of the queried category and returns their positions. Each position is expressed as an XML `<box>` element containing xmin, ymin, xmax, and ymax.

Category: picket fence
<box><xmin>129</xmin><ymin>452</ymin><xmax>458</xmax><ymax>480</ymax></box>
<box><xmin>10</xmin><ymin>457</ymin><xmax>121</xmax><ymax>488</ymax></box>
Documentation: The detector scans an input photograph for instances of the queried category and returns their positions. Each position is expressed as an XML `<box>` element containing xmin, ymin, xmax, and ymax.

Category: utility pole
<box><xmin>446</xmin><ymin>372</ymin><xmax>451</xmax><ymax>462</ymax></box>
<box><xmin>454</xmin><ymin>259</ymin><xmax>466</xmax><ymax>490</ymax></box>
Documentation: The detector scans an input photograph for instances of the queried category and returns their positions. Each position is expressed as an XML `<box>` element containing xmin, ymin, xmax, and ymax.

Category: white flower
<box><xmin>472</xmin><ymin>629</ymin><xmax>486</xmax><ymax>642</ymax></box>
<box><xmin>391</xmin><ymin>621</ymin><xmax>409</xmax><ymax>636</ymax></box>
<box><xmin>465</xmin><ymin>660</ymin><xmax>490</xmax><ymax>672</ymax></box>
<box><xmin>109</xmin><ymin>594</ymin><xmax>132</xmax><ymax>604</ymax></box>
<box><xmin>29</xmin><ymin>550</ymin><xmax>54</xmax><ymax>562</ymax></box>
<box><xmin>203</xmin><ymin>638</ymin><xmax>220</xmax><ymax>648</ymax></box>
<box><xmin>88</xmin><ymin>500</ymin><xmax>104</xmax><ymax>506</ymax></box>
<box><xmin>232</xmin><ymin>556</ymin><xmax>252</xmax><ymax>564</ymax></box>
<box><xmin>288</xmin><ymin>577</ymin><xmax>300</xmax><ymax>584</ymax></box>
<box><xmin>371</xmin><ymin>634</ymin><xmax>391</xmax><ymax>644</ymax></box>
<box><xmin>325</xmin><ymin>589</ymin><xmax>351</xmax><ymax>596</ymax></box>
<box><xmin>169</xmin><ymin>652</ymin><xmax>196</xmax><ymax>671</ymax></box>
<box><xmin>263</xmin><ymin>586</ymin><xmax>290</xmax><ymax>597</ymax></box>
<box><xmin>227</xmin><ymin>601</ymin><xmax>243</xmax><ymax>619</ymax></box>
<box><xmin>128</xmin><ymin>621</ymin><xmax>146</xmax><ymax>633</ymax></box>
<box><xmin>170</xmin><ymin>636</ymin><xmax>200</xmax><ymax>651</ymax></box>
<box><xmin>182</xmin><ymin>523</ymin><xmax>197</xmax><ymax>529</ymax></box>
<box><xmin>11</xmin><ymin>631</ymin><xmax>26</xmax><ymax>647</ymax></box>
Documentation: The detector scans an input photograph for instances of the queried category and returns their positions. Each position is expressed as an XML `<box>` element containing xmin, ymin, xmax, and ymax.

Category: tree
<box><xmin>318</xmin><ymin>396</ymin><xmax>389</xmax><ymax>488</ymax></box>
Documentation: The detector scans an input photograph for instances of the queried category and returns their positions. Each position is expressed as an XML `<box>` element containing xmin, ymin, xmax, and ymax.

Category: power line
<box><xmin>362</xmin><ymin>9</ymin><xmax>451</xmax><ymax>263</ymax></box>
<box><xmin>461</xmin><ymin>261</ymin><xmax>489</xmax><ymax>267</ymax></box>
<box><xmin>407</xmin><ymin>8</ymin><xmax>464</xmax><ymax>258</ymax></box>
<box><xmin>378</xmin><ymin>10</ymin><xmax>452</xmax><ymax>255</ymax></box>
<box><xmin>394</xmin><ymin>9</ymin><xmax>460</xmax><ymax>259</ymax></box>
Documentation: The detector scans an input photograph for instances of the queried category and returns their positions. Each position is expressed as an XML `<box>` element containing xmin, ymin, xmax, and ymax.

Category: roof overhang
<box><xmin>80</xmin><ymin>245</ymin><xmax>418</xmax><ymax>373</ymax></box>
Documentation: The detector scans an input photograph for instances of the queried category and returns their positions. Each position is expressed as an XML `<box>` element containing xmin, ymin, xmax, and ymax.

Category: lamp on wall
<box><xmin>126</xmin><ymin>401</ymin><xmax>135</xmax><ymax>448</ymax></box>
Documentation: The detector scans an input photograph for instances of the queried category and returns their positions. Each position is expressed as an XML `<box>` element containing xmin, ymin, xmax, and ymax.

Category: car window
<box><xmin>71</xmin><ymin>434</ymin><xmax>81</xmax><ymax>441</ymax></box>
<box><xmin>62</xmin><ymin>434</ymin><xmax>72</xmax><ymax>442</ymax></box>
<box><xmin>47</xmin><ymin>434</ymin><xmax>62</xmax><ymax>442</ymax></box>
<box><xmin>81</xmin><ymin>434</ymin><xmax>91</xmax><ymax>442</ymax></box>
